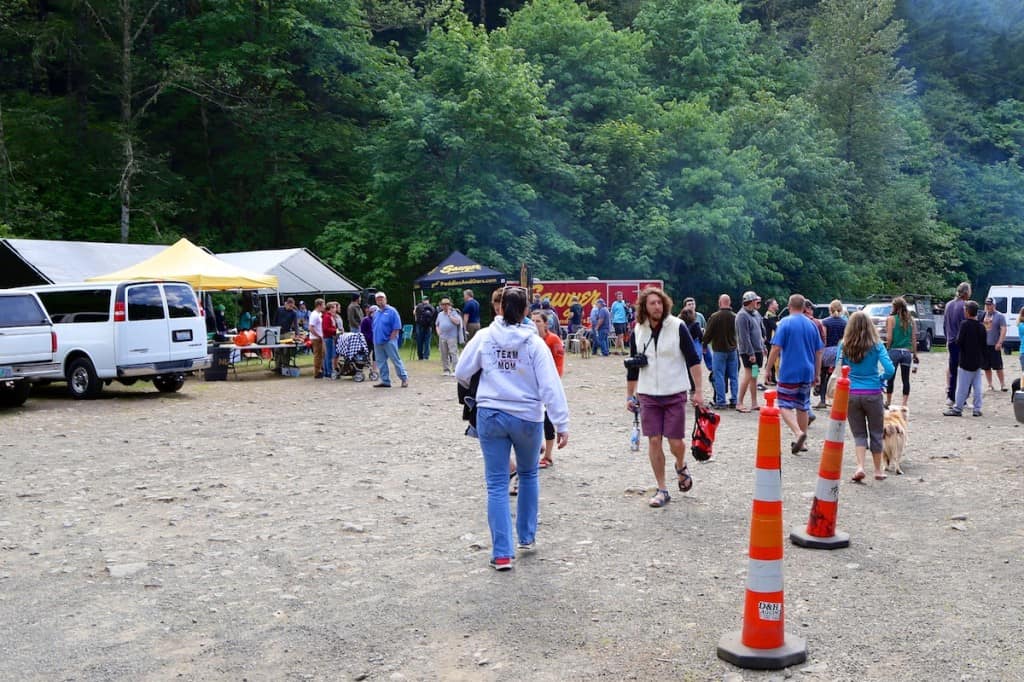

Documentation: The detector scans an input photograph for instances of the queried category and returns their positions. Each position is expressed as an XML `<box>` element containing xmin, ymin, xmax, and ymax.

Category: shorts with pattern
<box><xmin>776</xmin><ymin>381</ymin><xmax>812</xmax><ymax>412</ymax></box>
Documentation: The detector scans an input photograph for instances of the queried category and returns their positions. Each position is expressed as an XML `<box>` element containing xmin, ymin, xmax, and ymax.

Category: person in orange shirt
<box><xmin>532</xmin><ymin>310</ymin><xmax>565</xmax><ymax>468</ymax></box>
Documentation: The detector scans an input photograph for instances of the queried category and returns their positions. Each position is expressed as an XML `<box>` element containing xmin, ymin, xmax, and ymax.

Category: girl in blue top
<box><xmin>837</xmin><ymin>312</ymin><xmax>895</xmax><ymax>482</ymax></box>
<box><xmin>1018</xmin><ymin>307</ymin><xmax>1024</xmax><ymax>374</ymax></box>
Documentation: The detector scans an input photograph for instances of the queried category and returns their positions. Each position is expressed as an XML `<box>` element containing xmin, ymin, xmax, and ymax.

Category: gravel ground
<box><xmin>1</xmin><ymin>350</ymin><xmax>1021</xmax><ymax>681</ymax></box>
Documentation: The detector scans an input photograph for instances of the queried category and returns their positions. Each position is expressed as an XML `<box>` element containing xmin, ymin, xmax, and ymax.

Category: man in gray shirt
<box><xmin>735</xmin><ymin>291</ymin><xmax>766</xmax><ymax>412</ymax></box>
<box><xmin>980</xmin><ymin>297</ymin><xmax>1008</xmax><ymax>392</ymax></box>
<box><xmin>435</xmin><ymin>297</ymin><xmax>462</xmax><ymax>376</ymax></box>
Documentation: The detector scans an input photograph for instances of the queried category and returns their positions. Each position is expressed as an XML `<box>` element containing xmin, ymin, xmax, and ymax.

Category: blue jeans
<box><xmin>324</xmin><ymin>336</ymin><xmax>336</xmax><ymax>378</ymax></box>
<box><xmin>597</xmin><ymin>328</ymin><xmax>610</xmax><ymax>356</ymax></box>
<box><xmin>374</xmin><ymin>340</ymin><xmax>408</xmax><ymax>385</ymax></box>
<box><xmin>477</xmin><ymin>407</ymin><xmax>543</xmax><ymax>560</ymax></box>
<box><xmin>712</xmin><ymin>350</ymin><xmax>739</xmax><ymax>406</ymax></box>
<box><xmin>416</xmin><ymin>325</ymin><xmax>432</xmax><ymax>360</ymax></box>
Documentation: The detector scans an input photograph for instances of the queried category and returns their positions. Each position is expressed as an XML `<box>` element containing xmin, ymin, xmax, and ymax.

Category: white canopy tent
<box><xmin>217</xmin><ymin>248</ymin><xmax>360</xmax><ymax>296</ymax></box>
<box><xmin>0</xmin><ymin>238</ymin><xmax>168</xmax><ymax>286</ymax></box>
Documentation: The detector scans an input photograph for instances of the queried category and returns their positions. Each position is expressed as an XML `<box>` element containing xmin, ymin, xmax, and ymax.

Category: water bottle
<box><xmin>752</xmin><ymin>363</ymin><xmax>760</xmax><ymax>379</ymax></box>
<box><xmin>912</xmin><ymin>357</ymin><xmax>919</xmax><ymax>374</ymax></box>
<box><xmin>630</xmin><ymin>420</ymin><xmax>640</xmax><ymax>451</ymax></box>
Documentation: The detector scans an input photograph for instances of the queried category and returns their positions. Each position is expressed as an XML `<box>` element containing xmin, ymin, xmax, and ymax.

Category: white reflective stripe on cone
<box><xmin>814</xmin><ymin>476</ymin><xmax>841</xmax><ymax>503</ymax></box>
<box><xmin>825</xmin><ymin>418</ymin><xmax>846</xmax><ymax>444</ymax></box>
<box><xmin>754</xmin><ymin>469</ymin><xmax>783</xmax><ymax>502</ymax></box>
<box><xmin>747</xmin><ymin>558</ymin><xmax>785</xmax><ymax>593</ymax></box>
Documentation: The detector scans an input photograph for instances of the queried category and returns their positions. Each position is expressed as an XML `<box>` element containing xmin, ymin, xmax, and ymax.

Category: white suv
<box><xmin>20</xmin><ymin>280</ymin><xmax>209</xmax><ymax>398</ymax></box>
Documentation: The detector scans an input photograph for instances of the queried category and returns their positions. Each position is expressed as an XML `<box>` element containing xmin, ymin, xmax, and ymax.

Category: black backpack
<box><xmin>457</xmin><ymin>369</ymin><xmax>483</xmax><ymax>435</ymax></box>
<box><xmin>416</xmin><ymin>303</ymin><xmax>435</xmax><ymax>326</ymax></box>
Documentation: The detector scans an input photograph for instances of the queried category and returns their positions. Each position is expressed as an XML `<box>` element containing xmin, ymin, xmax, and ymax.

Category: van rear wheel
<box><xmin>153</xmin><ymin>375</ymin><xmax>185</xmax><ymax>393</ymax></box>
<box><xmin>67</xmin><ymin>358</ymin><xmax>103</xmax><ymax>399</ymax></box>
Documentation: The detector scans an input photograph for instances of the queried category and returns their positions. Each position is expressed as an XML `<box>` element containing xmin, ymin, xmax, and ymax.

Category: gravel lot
<box><xmin>1</xmin><ymin>350</ymin><xmax>1021</xmax><ymax>681</ymax></box>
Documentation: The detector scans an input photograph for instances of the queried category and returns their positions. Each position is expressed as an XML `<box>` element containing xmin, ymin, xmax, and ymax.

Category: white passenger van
<box><xmin>985</xmin><ymin>285</ymin><xmax>1023</xmax><ymax>353</ymax></box>
<box><xmin>20</xmin><ymin>280</ymin><xmax>209</xmax><ymax>398</ymax></box>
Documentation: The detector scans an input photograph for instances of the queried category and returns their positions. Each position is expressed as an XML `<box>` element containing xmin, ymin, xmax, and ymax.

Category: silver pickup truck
<box><xmin>0</xmin><ymin>291</ymin><xmax>59</xmax><ymax>407</ymax></box>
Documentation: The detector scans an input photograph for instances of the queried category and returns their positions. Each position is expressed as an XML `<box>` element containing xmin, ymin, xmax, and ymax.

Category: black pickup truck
<box><xmin>0</xmin><ymin>291</ymin><xmax>58</xmax><ymax>407</ymax></box>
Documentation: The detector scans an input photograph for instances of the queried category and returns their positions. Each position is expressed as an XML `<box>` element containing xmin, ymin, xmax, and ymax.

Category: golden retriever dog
<box><xmin>882</xmin><ymin>405</ymin><xmax>909</xmax><ymax>475</ymax></box>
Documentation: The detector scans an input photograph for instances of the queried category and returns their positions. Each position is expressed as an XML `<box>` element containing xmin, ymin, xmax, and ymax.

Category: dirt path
<box><xmin>1</xmin><ymin>351</ymin><xmax>1021</xmax><ymax>681</ymax></box>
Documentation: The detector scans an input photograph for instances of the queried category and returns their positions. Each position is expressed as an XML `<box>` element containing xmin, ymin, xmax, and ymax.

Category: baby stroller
<box><xmin>335</xmin><ymin>332</ymin><xmax>378</xmax><ymax>382</ymax></box>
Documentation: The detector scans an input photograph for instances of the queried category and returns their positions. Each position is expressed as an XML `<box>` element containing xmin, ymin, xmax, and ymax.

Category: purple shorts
<box><xmin>638</xmin><ymin>392</ymin><xmax>688</xmax><ymax>440</ymax></box>
<box><xmin>776</xmin><ymin>382</ymin><xmax>812</xmax><ymax>412</ymax></box>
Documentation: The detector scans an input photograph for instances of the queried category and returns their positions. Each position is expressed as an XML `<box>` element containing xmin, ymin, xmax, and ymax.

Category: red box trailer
<box><xmin>531</xmin><ymin>279</ymin><xmax>664</xmax><ymax>326</ymax></box>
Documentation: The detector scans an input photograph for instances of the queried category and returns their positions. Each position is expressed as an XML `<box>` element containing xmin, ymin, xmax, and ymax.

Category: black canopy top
<box><xmin>415</xmin><ymin>251</ymin><xmax>506</xmax><ymax>290</ymax></box>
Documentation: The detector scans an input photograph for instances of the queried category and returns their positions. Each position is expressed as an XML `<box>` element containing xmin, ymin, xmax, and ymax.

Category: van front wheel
<box><xmin>67</xmin><ymin>358</ymin><xmax>102</xmax><ymax>399</ymax></box>
<box><xmin>153</xmin><ymin>375</ymin><xmax>185</xmax><ymax>393</ymax></box>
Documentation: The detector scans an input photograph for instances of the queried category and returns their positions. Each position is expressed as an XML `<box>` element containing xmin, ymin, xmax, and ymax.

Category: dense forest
<box><xmin>0</xmin><ymin>0</ymin><xmax>1021</xmax><ymax>304</ymax></box>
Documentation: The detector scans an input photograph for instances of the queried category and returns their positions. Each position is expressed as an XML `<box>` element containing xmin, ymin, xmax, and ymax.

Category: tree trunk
<box><xmin>120</xmin><ymin>0</ymin><xmax>133</xmax><ymax>242</ymax></box>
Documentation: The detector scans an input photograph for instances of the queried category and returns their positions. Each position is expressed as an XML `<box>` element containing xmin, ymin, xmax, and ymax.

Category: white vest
<box><xmin>634</xmin><ymin>315</ymin><xmax>688</xmax><ymax>396</ymax></box>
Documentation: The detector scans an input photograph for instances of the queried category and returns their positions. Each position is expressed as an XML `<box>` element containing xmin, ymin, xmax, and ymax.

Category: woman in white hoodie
<box><xmin>455</xmin><ymin>286</ymin><xmax>570</xmax><ymax>571</ymax></box>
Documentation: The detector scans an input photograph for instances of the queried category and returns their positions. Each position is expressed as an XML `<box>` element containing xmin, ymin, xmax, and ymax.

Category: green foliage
<box><xmin>0</xmin><ymin>0</ymin><xmax>1018</xmax><ymax>307</ymax></box>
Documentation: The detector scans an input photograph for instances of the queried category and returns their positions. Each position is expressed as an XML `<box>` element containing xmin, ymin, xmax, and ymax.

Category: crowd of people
<box><xmin>227</xmin><ymin>281</ymin><xmax>1020</xmax><ymax>571</ymax></box>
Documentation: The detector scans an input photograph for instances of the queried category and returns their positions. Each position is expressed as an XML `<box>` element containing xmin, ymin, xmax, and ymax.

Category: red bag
<box><xmin>690</xmin><ymin>404</ymin><xmax>720</xmax><ymax>461</ymax></box>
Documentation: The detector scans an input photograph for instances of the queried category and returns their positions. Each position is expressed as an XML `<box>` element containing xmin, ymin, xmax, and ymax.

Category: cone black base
<box><xmin>789</xmin><ymin>528</ymin><xmax>850</xmax><ymax>549</ymax></box>
<box><xmin>717</xmin><ymin>631</ymin><xmax>808</xmax><ymax>670</ymax></box>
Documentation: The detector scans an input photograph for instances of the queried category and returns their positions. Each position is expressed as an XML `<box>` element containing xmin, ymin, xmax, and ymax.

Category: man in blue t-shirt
<box><xmin>371</xmin><ymin>291</ymin><xmax>409</xmax><ymax>388</ymax></box>
<box><xmin>462</xmin><ymin>289</ymin><xmax>481</xmax><ymax>341</ymax></box>
<box><xmin>765</xmin><ymin>294</ymin><xmax>824</xmax><ymax>455</ymax></box>
<box><xmin>610</xmin><ymin>291</ymin><xmax>630</xmax><ymax>355</ymax></box>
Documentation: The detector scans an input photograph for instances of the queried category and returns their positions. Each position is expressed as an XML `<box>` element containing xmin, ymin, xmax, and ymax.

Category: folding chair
<box><xmin>402</xmin><ymin>323</ymin><xmax>416</xmax><ymax>360</ymax></box>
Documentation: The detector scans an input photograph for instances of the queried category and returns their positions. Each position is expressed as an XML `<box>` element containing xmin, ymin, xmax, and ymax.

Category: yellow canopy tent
<box><xmin>86</xmin><ymin>238</ymin><xmax>278</xmax><ymax>290</ymax></box>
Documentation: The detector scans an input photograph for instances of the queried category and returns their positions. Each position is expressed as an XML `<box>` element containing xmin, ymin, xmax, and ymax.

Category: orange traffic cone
<box><xmin>791</xmin><ymin>365</ymin><xmax>851</xmax><ymax>549</ymax></box>
<box><xmin>718</xmin><ymin>390</ymin><xmax>808</xmax><ymax>670</ymax></box>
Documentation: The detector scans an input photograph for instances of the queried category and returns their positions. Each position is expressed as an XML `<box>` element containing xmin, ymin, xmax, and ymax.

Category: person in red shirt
<box><xmin>532</xmin><ymin>310</ymin><xmax>565</xmax><ymax>468</ymax></box>
<box><xmin>322</xmin><ymin>301</ymin><xmax>338</xmax><ymax>378</ymax></box>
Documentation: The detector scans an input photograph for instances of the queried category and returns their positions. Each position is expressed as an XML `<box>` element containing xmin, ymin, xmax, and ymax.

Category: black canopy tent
<box><xmin>414</xmin><ymin>251</ymin><xmax>506</xmax><ymax>294</ymax></box>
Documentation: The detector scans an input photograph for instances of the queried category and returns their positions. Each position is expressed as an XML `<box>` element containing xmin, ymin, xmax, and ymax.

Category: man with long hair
<box><xmin>625</xmin><ymin>287</ymin><xmax>705</xmax><ymax>508</ymax></box>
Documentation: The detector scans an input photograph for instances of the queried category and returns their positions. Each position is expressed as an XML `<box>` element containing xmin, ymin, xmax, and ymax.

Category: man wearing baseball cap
<box><xmin>980</xmin><ymin>297</ymin><xmax>1008</xmax><ymax>392</ymax></box>
<box><xmin>735</xmin><ymin>291</ymin><xmax>765</xmax><ymax>412</ymax></box>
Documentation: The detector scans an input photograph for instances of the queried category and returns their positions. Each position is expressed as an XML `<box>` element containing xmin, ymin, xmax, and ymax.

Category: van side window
<box><xmin>164</xmin><ymin>284</ymin><xmax>200</xmax><ymax>319</ymax></box>
<box><xmin>37</xmin><ymin>290</ymin><xmax>111</xmax><ymax>323</ymax></box>
<box><xmin>1012</xmin><ymin>298</ymin><xmax>1024</xmax><ymax>315</ymax></box>
<box><xmin>127</xmin><ymin>285</ymin><xmax>165</xmax><ymax>321</ymax></box>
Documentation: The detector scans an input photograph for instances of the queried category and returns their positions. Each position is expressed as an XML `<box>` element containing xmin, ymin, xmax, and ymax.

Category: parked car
<box><xmin>985</xmin><ymin>284</ymin><xmax>1023</xmax><ymax>353</ymax></box>
<box><xmin>863</xmin><ymin>294</ymin><xmax>942</xmax><ymax>351</ymax></box>
<box><xmin>0</xmin><ymin>290</ymin><xmax>59</xmax><ymax>407</ymax></box>
<box><xmin>811</xmin><ymin>302</ymin><xmax>863</xmax><ymax>319</ymax></box>
<box><xmin>18</xmin><ymin>280</ymin><xmax>210</xmax><ymax>399</ymax></box>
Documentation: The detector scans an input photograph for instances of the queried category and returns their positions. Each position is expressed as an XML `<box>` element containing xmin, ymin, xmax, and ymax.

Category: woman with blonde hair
<box><xmin>817</xmin><ymin>299</ymin><xmax>847</xmax><ymax>408</ymax></box>
<box><xmin>837</xmin><ymin>311</ymin><xmax>895</xmax><ymax>482</ymax></box>
<box><xmin>885</xmin><ymin>297</ymin><xmax>917</xmax><ymax>407</ymax></box>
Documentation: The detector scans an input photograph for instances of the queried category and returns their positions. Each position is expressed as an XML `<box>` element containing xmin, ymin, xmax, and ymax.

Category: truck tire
<box><xmin>919</xmin><ymin>329</ymin><xmax>933</xmax><ymax>353</ymax></box>
<box><xmin>153</xmin><ymin>375</ymin><xmax>185</xmax><ymax>393</ymax></box>
<box><xmin>67</xmin><ymin>358</ymin><xmax>103</xmax><ymax>399</ymax></box>
<box><xmin>0</xmin><ymin>380</ymin><xmax>32</xmax><ymax>408</ymax></box>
